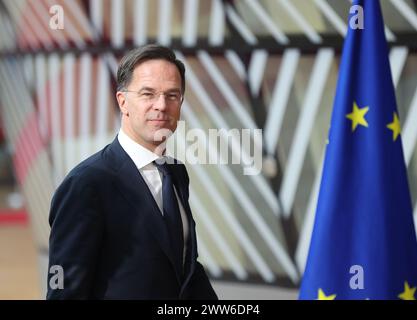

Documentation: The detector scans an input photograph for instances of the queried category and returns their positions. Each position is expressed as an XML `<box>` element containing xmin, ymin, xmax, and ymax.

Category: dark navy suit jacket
<box><xmin>46</xmin><ymin>137</ymin><xmax>217</xmax><ymax>299</ymax></box>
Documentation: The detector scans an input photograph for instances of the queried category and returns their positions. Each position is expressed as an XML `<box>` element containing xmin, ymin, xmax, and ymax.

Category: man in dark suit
<box><xmin>46</xmin><ymin>45</ymin><xmax>218</xmax><ymax>299</ymax></box>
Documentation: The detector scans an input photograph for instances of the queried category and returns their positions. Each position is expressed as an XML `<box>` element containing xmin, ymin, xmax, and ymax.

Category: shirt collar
<box><xmin>118</xmin><ymin>128</ymin><xmax>164</xmax><ymax>170</ymax></box>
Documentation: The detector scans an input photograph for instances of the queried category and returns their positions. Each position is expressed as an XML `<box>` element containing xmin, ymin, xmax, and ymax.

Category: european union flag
<box><xmin>299</xmin><ymin>0</ymin><xmax>417</xmax><ymax>300</ymax></box>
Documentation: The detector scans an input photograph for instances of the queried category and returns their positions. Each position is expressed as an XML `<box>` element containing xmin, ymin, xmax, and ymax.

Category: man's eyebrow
<box><xmin>138</xmin><ymin>86</ymin><xmax>156</xmax><ymax>92</ymax></box>
<box><xmin>138</xmin><ymin>86</ymin><xmax>181</xmax><ymax>93</ymax></box>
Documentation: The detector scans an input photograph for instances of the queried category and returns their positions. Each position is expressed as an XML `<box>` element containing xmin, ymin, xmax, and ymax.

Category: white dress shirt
<box><xmin>118</xmin><ymin>129</ymin><xmax>189</xmax><ymax>264</ymax></box>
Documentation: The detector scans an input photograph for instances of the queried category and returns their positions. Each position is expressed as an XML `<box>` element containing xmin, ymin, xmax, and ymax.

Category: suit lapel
<box><xmin>107</xmin><ymin>138</ymin><xmax>182</xmax><ymax>285</ymax></box>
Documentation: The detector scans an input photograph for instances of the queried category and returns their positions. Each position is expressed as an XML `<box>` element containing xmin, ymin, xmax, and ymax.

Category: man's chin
<box><xmin>150</xmin><ymin>127</ymin><xmax>175</xmax><ymax>143</ymax></box>
<box><xmin>148</xmin><ymin>119</ymin><xmax>169</xmax><ymax>126</ymax></box>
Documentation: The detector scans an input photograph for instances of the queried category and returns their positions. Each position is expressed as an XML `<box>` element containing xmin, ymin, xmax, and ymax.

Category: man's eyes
<box><xmin>139</xmin><ymin>92</ymin><xmax>181</xmax><ymax>100</ymax></box>
<box><xmin>167</xmin><ymin>93</ymin><xmax>181</xmax><ymax>99</ymax></box>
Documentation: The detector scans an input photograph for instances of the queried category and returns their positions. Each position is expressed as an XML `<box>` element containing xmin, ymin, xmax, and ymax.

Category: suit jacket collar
<box><xmin>117</xmin><ymin>129</ymin><xmax>160</xmax><ymax>170</ymax></box>
<box><xmin>105</xmin><ymin>137</ymin><xmax>195</xmax><ymax>287</ymax></box>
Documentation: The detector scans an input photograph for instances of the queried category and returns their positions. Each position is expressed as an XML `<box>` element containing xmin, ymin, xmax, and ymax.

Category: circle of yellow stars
<box><xmin>344</xmin><ymin>101</ymin><xmax>402</xmax><ymax>141</ymax></box>
<box><xmin>316</xmin><ymin>281</ymin><xmax>416</xmax><ymax>300</ymax></box>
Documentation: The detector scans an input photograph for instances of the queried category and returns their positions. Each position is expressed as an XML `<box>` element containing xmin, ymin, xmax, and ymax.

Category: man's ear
<box><xmin>116</xmin><ymin>91</ymin><xmax>129</xmax><ymax>116</ymax></box>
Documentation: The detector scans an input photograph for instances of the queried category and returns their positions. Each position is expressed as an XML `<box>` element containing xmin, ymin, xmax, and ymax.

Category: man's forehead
<box><xmin>133</xmin><ymin>60</ymin><xmax>179</xmax><ymax>75</ymax></box>
<box><xmin>131</xmin><ymin>60</ymin><xmax>181</xmax><ymax>86</ymax></box>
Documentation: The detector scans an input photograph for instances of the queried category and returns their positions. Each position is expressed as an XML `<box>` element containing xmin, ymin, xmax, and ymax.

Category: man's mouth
<box><xmin>149</xmin><ymin>119</ymin><xmax>169</xmax><ymax>123</ymax></box>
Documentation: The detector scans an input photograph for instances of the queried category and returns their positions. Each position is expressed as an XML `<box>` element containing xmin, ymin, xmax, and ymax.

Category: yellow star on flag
<box><xmin>387</xmin><ymin>112</ymin><xmax>401</xmax><ymax>141</ymax></box>
<box><xmin>317</xmin><ymin>288</ymin><xmax>336</xmax><ymax>300</ymax></box>
<box><xmin>346</xmin><ymin>101</ymin><xmax>369</xmax><ymax>132</ymax></box>
<box><xmin>398</xmin><ymin>282</ymin><xmax>416</xmax><ymax>300</ymax></box>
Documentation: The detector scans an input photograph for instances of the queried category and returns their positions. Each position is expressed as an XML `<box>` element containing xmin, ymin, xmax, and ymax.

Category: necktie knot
<box><xmin>153</xmin><ymin>160</ymin><xmax>171</xmax><ymax>177</ymax></box>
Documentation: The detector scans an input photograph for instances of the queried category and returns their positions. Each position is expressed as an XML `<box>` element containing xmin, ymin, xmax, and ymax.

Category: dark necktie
<box><xmin>154</xmin><ymin>161</ymin><xmax>184</xmax><ymax>274</ymax></box>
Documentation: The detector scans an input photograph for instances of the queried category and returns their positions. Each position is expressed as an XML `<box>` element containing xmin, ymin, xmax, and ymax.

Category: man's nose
<box><xmin>153</xmin><ymin>93</ymin><xmax>167</xmax><ymax>110</ymax></box>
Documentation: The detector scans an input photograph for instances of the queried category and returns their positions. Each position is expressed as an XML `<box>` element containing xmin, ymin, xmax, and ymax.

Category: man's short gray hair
<box><xmin>116</xmin><ymin>44</ymin><xmax>186</xmax><ymax>93</ymax></box>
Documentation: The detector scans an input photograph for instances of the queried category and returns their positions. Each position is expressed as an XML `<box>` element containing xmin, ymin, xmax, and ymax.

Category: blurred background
<box><xmin>0</xmin><ymin>0</ymin><xmax>417</xmax><ymax>300</ymax></box>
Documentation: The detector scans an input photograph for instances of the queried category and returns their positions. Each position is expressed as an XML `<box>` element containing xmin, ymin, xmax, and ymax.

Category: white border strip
<box><xmin>278</xmin><ymin>0</ymin><xmax>322</xmax><ymax>43</ymax></box>
<box><xmin>390</xmin><ymin>0</ymin><xmax>417</xmax><ymax>31</ymax></box>
<box><xmin>295</xmin><ymin>150</ymin><xmax>325</xmax><ymax>273</ymax></box>
<box><xmin>279</xmin><ymin>48</ymin><xmax>334</xmax><ymax>217</ymax></box>
<box><xmin>183</xmin><ymin>0</ymin><xmax>199</xmax><ymax>46</ymax></box>
<box><xmin>158</xmin><ymin>0</ymin><xmax>172</xmax><ymax>45</ymax></box>
<box><xmin>264</xmin><ymin>49</ymin><xmax>300</xmax><ymax>156</ymax></box>
<box><xmin>313</xmin><ymin>0</ymin><xmax>347</xmax><ymax>37</ymax></box>
<box><xmin>64</xmin><ymin>53</ymin><xmax>76</xmax><ymax>173</ymax></box>
<box><xmin>248</xmin><ymin>49</ymin><xmax>268</xmax><ymax>96</ymax></box>
<box><xmin>35</xmin><ymin>54</ymin><xmax>48</xmax><ymax>141</ymax></box>
<box><xmin>95</xmin><ymin>57</ymin><xmax>110</xmax><ymax>146</ymax></box>
<box><xmin>48</xmin><ymin>53</ymin><xmax>64</xmax><ymax>185</ymax></box>
<box><xmin>111</xmin><ymin>0</ymin><xmax>124</xmax><ymax>48</ymax></box>
<box><xmin>243</xmin><ymin>0</ymin><xmax>289</xmax><ymax>44</ymax></box>
<box><xmin>403</xmin><ymin>85</ymin><xmax>417</xmax><ymax>165</ymax></box>
<box><xmin>90</xmin><ymin>0</ymin><xmax>103</xmax><ymax>35</ymax></box>
<box><xmin>389</xmin><ymin>46</ymin><xmax>408</xmax><ymax>88</ymax></box>
<box><xmin>225</xmin><ymin>50</ymin><xmax>246</xmax><ymax>81</ymax></box>
<box><xmin>79</xmin><ymin>54</ymin><xmax>92</xmax><ymax>160</ymax></box>
<box><xmin>208</xmin><ymin>0</ymin><xmax>225</xmax><ymax>45</ymax></box>
<box><xmin>225</xmin><ymin>4</ymin><xmax>257</xmax><ymax>45</ymax></box>
<box><xmin>134</xmin><ymin>0</ymin><xmax>148</xmax><ymax>45</ymax></box>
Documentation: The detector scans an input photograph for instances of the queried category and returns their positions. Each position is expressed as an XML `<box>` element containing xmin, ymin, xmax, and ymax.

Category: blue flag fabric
<box><xmin>299</xmin><ymin>0</ymin><xmax>417</xmax><ymax>300</ymax></box>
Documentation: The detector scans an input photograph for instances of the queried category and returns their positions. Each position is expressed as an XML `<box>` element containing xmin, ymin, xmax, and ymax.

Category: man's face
<box><xmin>116</xmin><ymin>59</ymin><xmax>183</xmax><ymax>151</ymax></box>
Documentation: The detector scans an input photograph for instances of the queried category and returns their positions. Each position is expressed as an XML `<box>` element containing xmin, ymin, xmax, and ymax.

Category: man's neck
<box><xmin>120</xmin><ymin>127</ymin><xmax>166</xmax><ymax>156</ymax></box>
